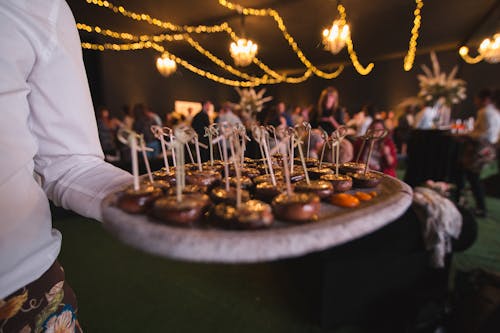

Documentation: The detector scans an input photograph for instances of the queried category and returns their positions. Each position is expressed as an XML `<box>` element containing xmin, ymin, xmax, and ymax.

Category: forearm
<box><xmin>41</xmin><ymin>155</ymin><xmax>132</xmax><ymax>221</ymax></box>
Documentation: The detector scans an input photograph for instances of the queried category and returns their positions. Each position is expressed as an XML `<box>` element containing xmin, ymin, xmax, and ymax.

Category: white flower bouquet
<box><xmin>417</xmin><ymin>52</ymin><xmax>467</xmax><ymax>106</ymax></box>
<box><xmin>233</xmin><ymin>87</ymin><xmax>273</xmax><ymax>121</ymax></box>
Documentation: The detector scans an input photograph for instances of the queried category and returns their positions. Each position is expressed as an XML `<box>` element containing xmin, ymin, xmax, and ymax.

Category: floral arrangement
<box><xmin>417</xmin><ymin>51</ymin><xmax>466</xmax><ymax>106</ymax></box>
<box><xmin>233</xmin><ymin>87</ymin><xmax>273</xmax><ymax>121</ymax></box>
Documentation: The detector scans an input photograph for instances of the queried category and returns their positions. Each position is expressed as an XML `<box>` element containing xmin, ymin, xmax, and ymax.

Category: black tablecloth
<box><xmin>404</xmin><ymin>129</ymin><xmax>462</xmax><ymax>188</ymax></box>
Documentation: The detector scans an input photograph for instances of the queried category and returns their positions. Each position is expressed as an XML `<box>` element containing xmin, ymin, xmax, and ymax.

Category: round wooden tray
<box><xmin>102</xmin><ymin>173</ymin><xmax>413</xmax><ymax>263</ymax></box>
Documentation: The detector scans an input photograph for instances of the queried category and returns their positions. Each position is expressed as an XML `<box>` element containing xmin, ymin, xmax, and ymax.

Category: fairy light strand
<box><xmin>337</xmin><ymin>4</ymin><xmax>374</xmax><ymax>75</ymax></box>
<box><xmin>458</xmin><ymin>46</ymin><xmax>484</xmax><ymax>64</ymax></box>
<box><xmin>84</xmin><ymin>0</ymin><xmax>345</xmax><ymax>80</ymax></box>
<box><xmin>81</xmin><ymin>41</ymin><xmax>258</xmax><ymax>86</ymax></box>
<box><xmin>77</xmin><ymin>23</ymin><xmax>315</xmax><ymax>84</ymax></box>
<box><xmin>82</xmin><ymin>0</ymin><xmax>424</xmax><ymax>78</ymax></box>
<box><xmin>84</xmin><ymin>0</ymin><xmax>229</xmax><ymax>33</ymax></box>
<box><xmin>218</xmin><ymin>0</ymin><xmax>352</xmax><ymax>77</ymax></box>
<box><xmin>403</xmin><ymin>0</ymin><xmax>424</xmax><ymax>71</ymax></box>
<box><xmin>81</xmin><ymin>40</ymin><xmax>316</xmax><ymax>87</ymax></box>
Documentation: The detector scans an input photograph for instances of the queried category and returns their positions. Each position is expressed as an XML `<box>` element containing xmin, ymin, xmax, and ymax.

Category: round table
<box><xmin>102</xmin><ymin>174</ymin><xmax>413</xmax><ymax>263</ymax></box>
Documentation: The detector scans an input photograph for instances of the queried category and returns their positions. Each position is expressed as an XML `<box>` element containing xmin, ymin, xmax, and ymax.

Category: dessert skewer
<box><xmin>151</xmin><ymin>125</ymin><xmax>170</xmax><ymax>173</ymax></box>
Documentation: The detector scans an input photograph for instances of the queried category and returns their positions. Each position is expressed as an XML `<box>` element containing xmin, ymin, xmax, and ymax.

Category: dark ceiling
<box><xmin>68</xmin><ymin>0</ymin><xmax>500</xmax><ymax>76</ymax></box>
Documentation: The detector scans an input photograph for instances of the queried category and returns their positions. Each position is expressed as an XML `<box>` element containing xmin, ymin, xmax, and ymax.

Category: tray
<box><xmin>102</xmin><ymin>173</ymin><xmax>413</xmax><ymax>263</ymax></box>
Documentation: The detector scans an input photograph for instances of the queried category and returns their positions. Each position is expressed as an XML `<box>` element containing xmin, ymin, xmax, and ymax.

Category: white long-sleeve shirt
<box><xmin>470</xmin><ymin>103</ymin><xmax>500</xmax><ymax>144</ymax></box>
<box><xmin>0</xmin><ymin>0</ymin><xmax>132</xmax><ymax>298</ymax></box>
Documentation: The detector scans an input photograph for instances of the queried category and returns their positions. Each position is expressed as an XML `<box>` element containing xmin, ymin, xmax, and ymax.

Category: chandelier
<box><xmin>322</xmin><ymin>19</ymin><xmax>350</xmax><ymax>54</ymax></box>
<box><xmin>230</xmin><ymin>38</ymin><xmax>258</xmax><ymax>67</ymax></box>
<box><xmin>156</xmin><ymin>53</ymin><xmax>177</xmax><ymax>76</ymax></box>
<box><xmin>478</xmin><ymin>33</ymin><xmax>500</xmax><ymax>63</ymax></box>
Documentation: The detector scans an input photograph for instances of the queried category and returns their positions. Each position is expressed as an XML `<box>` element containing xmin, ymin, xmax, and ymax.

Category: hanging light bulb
<box><xmin>322</xmin><ymin>19</ymin><xmax>350</xmax><ymax>54</ymax></box>
<box><xmin>156</xmin><ymin>53</ymin><xmax>177</xmax><ymax>76</ymax></box>
<box><xmin>230</xmin><ymin>38</ymin><xmax>258</xmax><ymax>67</ymax></box>
<box><xmin>478</xmin><ymin>33</ymin><xmax>500</xmax><ymax>63</ymax></box>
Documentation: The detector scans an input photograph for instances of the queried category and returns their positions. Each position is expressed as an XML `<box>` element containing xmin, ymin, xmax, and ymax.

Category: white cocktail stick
<box><xmin>152</xmin><ymin>126</ymin><xmax>170</xmax><ymax>173</ymax></box>
<box><xmin>138</xmin><ymin>134</ymin><xmax>154</xmax><ymax>184</ymax></box>
<box><xmin>319</xmin><ymin>129</ymin><xmax>329</xmax><ymax>169</ymax></box>
<box><xmin>229</xmin><ymin>133</ymin><xmax>242</xmax><ymax>208</ymax></box>
<box><xmin>117</xmin><ymin>128</ymin><xmax>140</xmax><ymax>191</ymax></box>
<box><xmin>278</xmin><ymin>135</ymin><xmax>293</xmax><ymax>196</ymax></box>
<box><xmin>193</xmin><ymin>134</ymin><xmax>202</xmax><ymax>171</ymax></box>
<box><xmin>130</xmin><ymin>132</ymin><xmax>140</xmax><ymax>191</ymax></box>
<box><xmin>304</xmin><ymin>122</ymin><xmax>312</xmax><ymax>159</ymax></box>
<box><xmin>205</xmin><ymin>126</ymin><xmax>213</xmax><ymax>166</ymax></box>
<box><xmin>295</xmin><ymin>132</ymin><xmax>310</xmax><ymax>185</ymax></box>
<box><xmin>261</xmin><ymin>128</ymin><xmax>276</xmax><ymax>186</ymax></box>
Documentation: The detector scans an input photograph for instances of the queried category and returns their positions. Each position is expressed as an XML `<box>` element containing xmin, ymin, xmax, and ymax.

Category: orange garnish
<box><xmin>355</xmin><ymin>192</ymin><xmax>372</xmax><ymax>201</ymax></box>
<box><xmin>330</xmin><ymin>193</ymin><xmax>360</xmax><ymax>208</ymax></box>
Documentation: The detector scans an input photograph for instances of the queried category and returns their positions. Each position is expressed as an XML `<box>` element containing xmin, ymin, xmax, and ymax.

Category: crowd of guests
<box><xmin>96</xmin><ymin>87</ymin><xmax>401</xmax><ymax>177</ymax></box>
<box><xmin>95</xmin><ymin>86</ymin><xmax>500</xmax><ymax>215</ymax></box>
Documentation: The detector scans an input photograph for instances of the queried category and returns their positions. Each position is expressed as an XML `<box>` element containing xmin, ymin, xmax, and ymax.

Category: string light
<box><xmin>84</xmin><ymin>0</ymin><xmax>229</xmax><ymax>33</ymax></box>
<box><xmin>77</xmin><ymin>23</ymin><xmax>312</xmax><ymax>82</ymax></box>
<box><xmin>219</xmin><ymin>0</ymin><xmax>365</xmax><ymax>77</ymax></box>
<box><xmin>78</xmin><ymin>23</ymin><xmax>260</xmax><ymax>80</ymax></box>
<box><xmin>82</xmin><ymin>0</ymin><xmax>422</xmax><ymax>79</ymax></box>
<box><xmin>80</xmin><ymin>40</ymin><xmax>315</xmax><ymax>87</ymax></box>
<box><xmin>403</xmin><ymin>0</ymin><xmax>423</xmax><ymax>71</ymax></box>
<box><xmin>337</xmin><ymin>4</ymin><xmax>374</xmax><ymax>75</ymax></box>
<box><xmin>77</xmin><ymin>23</ymin><xmax>314</xmax><ymax>84</ymax></box>
<box><xmin>76</xmin><ymin>23</ymin><xmax>185</xmax><ymax>42</ymax></box>
<box><xmin>82</xmin><ymin>41</ymin><xmax>261</xmax><ymax>86</ymax></box>
<box><xmin>185</xmin><ymin>35</ymin><xmax>259</xmax><ymax>80</ymax></box>
<box><xmin>187</xmin><ymin>34</ymin><xmax>313</xmax><ymax>83</ymax></box>
<box><xmin>221</xmin><ymin>25</ymin><xmax>325</xmax><ymax>80</ymax></box>
<box><xmin>458</xmin><ymin>46</ymin><xmax>484</xmax><ymax>64</ymax></box>
<box><xmin>85</xmin><ymin>0</ymin><xmax>344</xmax><ymax>80</ymax></box>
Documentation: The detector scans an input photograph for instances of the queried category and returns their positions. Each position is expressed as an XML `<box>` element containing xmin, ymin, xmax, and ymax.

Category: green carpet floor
<box><xmin>52</xmin><ymin>163</ymin><xmax>500</xmax><ymax>332</ymax></box>
<box><xmin>453</xmin><ymin>161</ymin><xmax>500</xmax><ymax>273</ymax></box>
<box><xmin>54</xmin><ymin>216</ymin><xmax>364</xmax><ymax>333</ymax></box>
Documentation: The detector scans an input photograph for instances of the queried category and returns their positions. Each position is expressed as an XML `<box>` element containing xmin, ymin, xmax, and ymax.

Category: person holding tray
<box><xmin>0</xmin><ymin>0</ymin><xmax>132</xmax><ymax>331</ymax></box>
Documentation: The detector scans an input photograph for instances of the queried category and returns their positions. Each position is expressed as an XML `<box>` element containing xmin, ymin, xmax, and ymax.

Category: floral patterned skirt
<box><xmin>0</xmin><ymin>261</ymin><xmax>82</xmax><ymax>333</ymax></box>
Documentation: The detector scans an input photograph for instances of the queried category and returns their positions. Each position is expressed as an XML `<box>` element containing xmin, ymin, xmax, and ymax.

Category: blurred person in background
<box><xmin>277</xmin><ymin>101</ymin><xmax>293</xmax><ymax>127</ymax></box>
<box><xmin>458</xmin><ymin>88</ymin><xmax>500</xmax><ymax>217</ymax></box>
<box><xmin>132</xmin><ymin>103</ymin><xmax>160</xmax><ymax>158</ymax></box>
<box><xmin>312</xmin><ymin>86</ymin><xmax>347</xmax><ymax>134</ymax></box>
<box><xmin>394</xmin><ymin>102</ymin><xmax>419</xmax><ymax>156</ymax></box>
<box><xmin>264</xmin><ymin>104</ymin><xmax>287</xmax><ymax>129</ymax></box>
<box><xmin>191</xmin><ymin>101</ymin><xmax>213</xmax><ymax>162</ymax></box>
<box><xmin>217</xmin><ymin>102</ymin><xmax>243</xmax><ymax>127</ymax></box>
<box><xmin>353</xmin><ymin>119</ymin><xmax>397</xmax><ymax>176</ymax></box>
<box><xmin>291</xmin><ymin>105</ymin><xmax>304</xmax><ymax>126</ymax></box>
<box><xmin>146</xmin><ymin>106</ymin><xmax>162</xmax><ymax>126</ymax></box>
<box><xmin>121</xmin><ymin>104</ymin><xmax>134</xmax><ymax>130</ymax></box>
<box><xmin>96</xmin><ymin>106</ymin><xmax>122</xmax><ymax>161</ymax></box>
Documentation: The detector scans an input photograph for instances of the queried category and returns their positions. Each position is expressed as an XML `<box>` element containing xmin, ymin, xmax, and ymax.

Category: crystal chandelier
<box><xmin>156</xmin><ymin>53</ymin><xmax>177</xmax><ymax>76</ymax></box>
<box><xmin>478</xmin><ymin>33</ymin><xmax>500</xmax><ymax>63</ymax></box>
<box><xmin>322</xmin><ymin>19</ymin><xmax>350</xmax><ymax>54</ymax></box>
<box><xmin>230</xmin><ymin>38</ymin><xmax>258</xmax><ymax>67</ymax></box>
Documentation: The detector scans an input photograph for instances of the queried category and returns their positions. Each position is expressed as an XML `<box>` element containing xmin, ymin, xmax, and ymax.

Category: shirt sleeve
<box><xmin>26</xmin><ymin>1</ymin><xmax>132</xmax><ymax>221</ymax></box>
